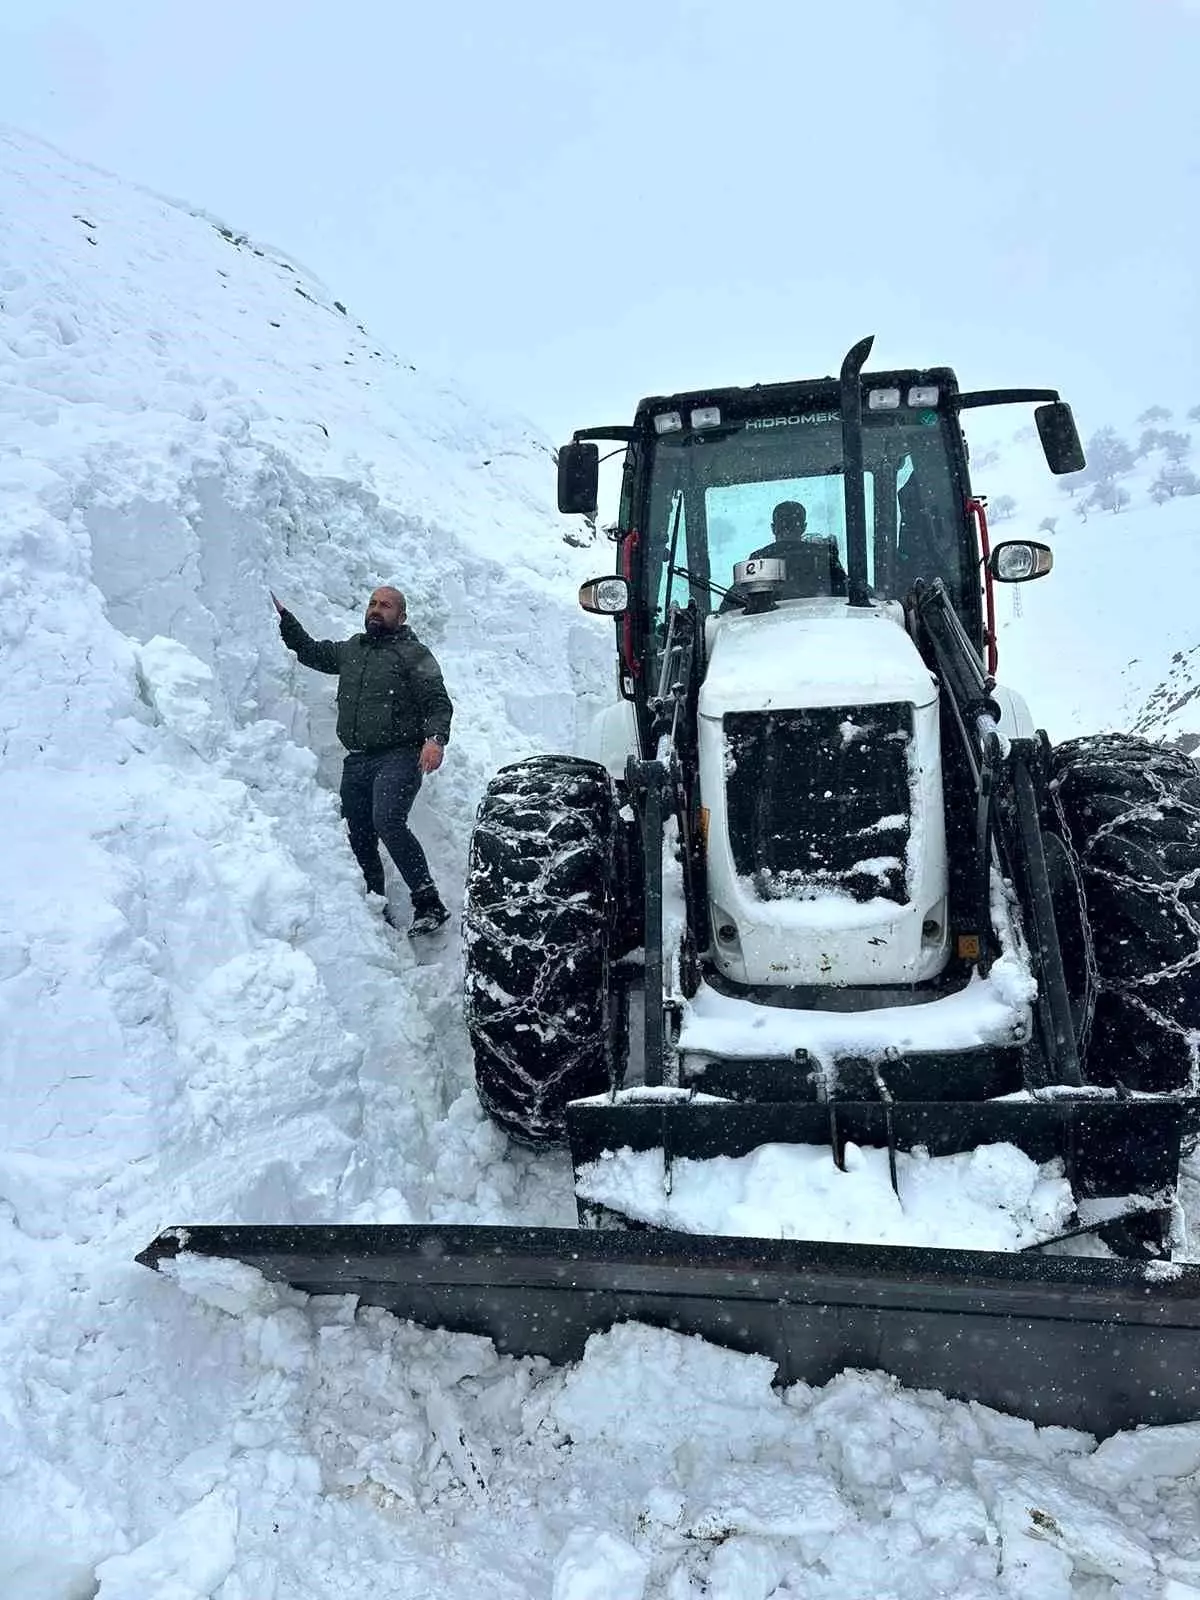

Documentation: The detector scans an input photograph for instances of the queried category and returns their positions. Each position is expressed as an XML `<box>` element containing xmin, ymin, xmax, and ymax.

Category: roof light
<box><xmin>654</xmin><ymin>411</ymin><xmax>683</xmax><ymax>435</ymax></box>
<box><xmin>690</xmin><ymin>406</ymin><xmax>721</xmax><ymax>429</ymax></box>
<box><xmin>867</xmin><ymin>388</ymin><xmax>901</xmax><ymax>410</ymax></box>
<box><xmin>908</xmin><ymin>385</ymin><xmax>939</xmax><ymax>407</ymax></box>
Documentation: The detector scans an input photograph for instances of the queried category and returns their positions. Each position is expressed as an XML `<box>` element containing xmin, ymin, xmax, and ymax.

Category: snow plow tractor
<box><xmin>140</xmin><ymin>339</ymin><xmax>1200</xmax><ymax>1438</ymax></box>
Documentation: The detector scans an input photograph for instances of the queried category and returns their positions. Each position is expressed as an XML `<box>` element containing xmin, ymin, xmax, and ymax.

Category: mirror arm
<box><xmin>955</xmin><ymin>389</ymin><xmax>1062</xmax><ymax>410</ymax></box>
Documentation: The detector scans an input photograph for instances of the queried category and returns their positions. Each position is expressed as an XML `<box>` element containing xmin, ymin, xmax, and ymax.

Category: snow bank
<box><xmin>0</xmin><ymin>123</ymin><xmax>605</xmax><ymax>1245</ymax></box>
<box><xmin>11</xmin><ymin>1254</ymin><xmax>1200</xmax><ymax>1600</ymax></box>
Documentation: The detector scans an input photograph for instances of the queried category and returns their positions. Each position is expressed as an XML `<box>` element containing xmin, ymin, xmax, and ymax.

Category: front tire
<box><xmin>464</xmin><ymin>755</ymin><xmax>618</xmax><ymax>1143</ymax></box>
<box><xmin>1051</xmin><ymin>734</ymin><xmax>1200</xmax><ymax>1092</ymax></box>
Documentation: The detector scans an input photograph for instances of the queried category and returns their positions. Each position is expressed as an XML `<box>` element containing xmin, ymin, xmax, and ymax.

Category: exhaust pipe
<box><xmin>839</xmin><ymin>335</ymin><xmax>875</xmax><ymax>609</ymax></box>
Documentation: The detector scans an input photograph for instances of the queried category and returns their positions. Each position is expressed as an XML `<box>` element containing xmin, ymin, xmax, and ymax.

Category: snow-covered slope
<box><xmin>970</xmin><ymin>412</ymin><xmax>1200</xmax><ymax>743</ymax></box>
<box><xmin>0</xmin><ymin>124</ymin><xmax>613</xmax><ymax>1246</ymax></box>
<box><xmin>5</xmin><ymin>128</ymin><xmax>1200</xmax><ymax>1599</ymax></box>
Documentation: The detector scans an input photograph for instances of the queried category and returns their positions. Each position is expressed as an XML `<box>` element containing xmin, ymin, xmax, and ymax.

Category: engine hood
<box><xmin>699</xmin><ymin>599</ymin><xmax>938</xmax><ymax>718</ymax></box>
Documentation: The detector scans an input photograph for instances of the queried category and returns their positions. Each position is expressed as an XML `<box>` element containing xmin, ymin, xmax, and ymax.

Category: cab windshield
<box><xmin>642</xmin><ymin>407</ymin><xmax>969</xmax><ymax>630</ymax></box>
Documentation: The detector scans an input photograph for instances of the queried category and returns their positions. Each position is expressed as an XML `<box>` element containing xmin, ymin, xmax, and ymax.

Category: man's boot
<box><xmin>408</xmin><ymin>885</ymin><xmax>450</xmax><ymax>938</ymax></box>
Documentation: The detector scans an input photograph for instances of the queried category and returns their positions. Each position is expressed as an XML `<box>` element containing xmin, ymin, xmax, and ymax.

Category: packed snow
<box><xmin>4</xmin><ymin>126</ymin><xmax>1200</xmax><ymax>1598</ymax></box>
<box><xmin>677</xmin><ymin>963</ymin><xmax>1033</xmax><ymax>1062</ymax></box>
<box><xmin>575</xmin><ymin>1139</ymin><xmax>1075</xmax><ymax>1248</ymax></box>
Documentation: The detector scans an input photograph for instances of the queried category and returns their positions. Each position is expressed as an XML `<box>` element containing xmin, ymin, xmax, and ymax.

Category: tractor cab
<box><xmin>563</xmin><ymin>343</ymin><xmax>1081</xmax><ymax>738</ymax></box>
<box><xmin>632</xmin><ymin>372</ymin><xmax>972</xmax><ymax>631</ymax></box>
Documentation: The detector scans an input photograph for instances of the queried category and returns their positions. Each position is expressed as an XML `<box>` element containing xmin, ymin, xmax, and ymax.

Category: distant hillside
<box><xmin>967</xmin><ymin>403</ymin><xmax>1200</xmax><ymax>745</ymax></box>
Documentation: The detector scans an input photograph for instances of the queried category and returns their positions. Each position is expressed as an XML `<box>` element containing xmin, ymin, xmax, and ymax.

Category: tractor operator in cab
<box><xmin>750</xmin><ymin>500</ymin><xmax>848</xmax><ymax>598</ymax></box>
<box><xmin>272</xmin><ymin>585</ymin><xmax>453</xmax><ymax>937</ymax></box>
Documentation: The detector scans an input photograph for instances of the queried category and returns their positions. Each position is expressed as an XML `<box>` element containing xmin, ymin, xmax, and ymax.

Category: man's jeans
<box><xmin>339</xmin><ymin>747</ymin><xmax>433</xmax><ymax>900</ymax></box>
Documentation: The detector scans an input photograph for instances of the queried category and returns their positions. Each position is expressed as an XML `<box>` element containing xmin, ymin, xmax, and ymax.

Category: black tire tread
<box><xmin>1051</xmin><ymin>733</ymin><xmax>1200</xmax><ymax>1092</ymax></box>
<box><xmin>464</xmin><ymin>755</ymin><xmax>616</xmax><ymax>1143</ymax></box>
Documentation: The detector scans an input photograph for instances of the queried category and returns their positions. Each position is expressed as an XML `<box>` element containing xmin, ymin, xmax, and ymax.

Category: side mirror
<box><xmin>1035</xmin><ymin>402</ymin><xmax>1086</xmax><ymax>476</ymax></box>
<box><xmin>988</xmin><ymin>540</ymin><xmax>1053</xmax><ymax>583</ymax></box>
<box><xmin>557</xmin><ymin>442</ymin><xmax>599</xmax><ymax>516</ymax></box>
<box><xmin>578</xmin><ymin>575</ymin><xmax>629</xmax><ymax>616</ymax></box>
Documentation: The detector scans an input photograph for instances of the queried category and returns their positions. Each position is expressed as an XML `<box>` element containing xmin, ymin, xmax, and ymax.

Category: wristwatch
<box><xmin>427</xmin><ymin>734</ymin><xmax>446</xmax><ymax>746</ymax></box>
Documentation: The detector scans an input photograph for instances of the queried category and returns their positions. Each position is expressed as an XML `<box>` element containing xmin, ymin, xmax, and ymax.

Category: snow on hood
<box><xmin>700</xmin><ymin>599</ymin><xmax>937</xmax><ymax>716</ymax></box>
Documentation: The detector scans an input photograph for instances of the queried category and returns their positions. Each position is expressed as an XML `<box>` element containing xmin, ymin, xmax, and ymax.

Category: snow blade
<box><xmin>138</xmin><ymin>1223</ymin><xmax>1200</xmax><ymax>1439</ymax></box>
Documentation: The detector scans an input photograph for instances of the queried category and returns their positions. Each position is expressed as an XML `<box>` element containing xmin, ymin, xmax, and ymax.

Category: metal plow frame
<box><xmin>139</xmin><ymin>1224</ymin><xmax>1200</xmax><ymax>1439</ymax></box>
<box><xmin>567</xmin><ymin>1095</ymin><xmax>1191</xmax><ymax>1230</ymax></box>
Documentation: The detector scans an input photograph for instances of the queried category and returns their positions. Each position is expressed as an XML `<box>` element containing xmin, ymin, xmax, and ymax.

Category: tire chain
<box><xmin>1051</xmin><ymin>737</ymin><xmax>1200</xmax><ymax>1079</ymax></box>
<box><xmin>467</xmin><ymin>820</ymin><xmax>605</xmax><ymax>1054</ymax></box>
<box><xmin>464</xmin><ymin>758</ymin><xmax>616</xmax><ymax>1141</ymax></box>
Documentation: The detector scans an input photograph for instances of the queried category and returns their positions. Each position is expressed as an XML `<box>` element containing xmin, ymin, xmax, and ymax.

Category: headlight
<box><xmin>578</xmin><ymin>576</ymin><xmax>631</xmax><ymax>615</ymax></box>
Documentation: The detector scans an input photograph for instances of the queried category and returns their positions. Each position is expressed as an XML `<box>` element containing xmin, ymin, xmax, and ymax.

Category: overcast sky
<box><xmin>2</xmin><ymin>0</ymin><xmax>1197</xmax><ymax>447</ymax></box>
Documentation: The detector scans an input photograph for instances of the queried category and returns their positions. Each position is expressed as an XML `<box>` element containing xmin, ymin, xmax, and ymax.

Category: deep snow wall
<box><xmin>0</xmin><ymin>126</ymin><xmax>605</xmax><ymax>1243</ymax></box>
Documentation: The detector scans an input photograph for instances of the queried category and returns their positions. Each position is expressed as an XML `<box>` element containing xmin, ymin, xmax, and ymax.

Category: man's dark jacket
<box><xmin>279</xmin><ymin>611</ymin><xmax>453</xmax><ymax>753</ymax></box>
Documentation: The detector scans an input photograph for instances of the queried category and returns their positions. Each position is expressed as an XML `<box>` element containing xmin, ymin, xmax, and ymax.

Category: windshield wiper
<box><xmin>671</xmin><ymin>565</ymin><xmax>730</xmax><ymax>601</ymax></box>
<box><xmin>664</xmin><ymin>492</ymin><xmax>685</xmax><ymax>586</ymax></box>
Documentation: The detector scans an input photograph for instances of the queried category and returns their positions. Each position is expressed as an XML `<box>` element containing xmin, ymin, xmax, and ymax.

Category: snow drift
<box><xmin>0</xmin><ymin>123</ymin><xmax>608</xmax><ymax>1240</ymax></box>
